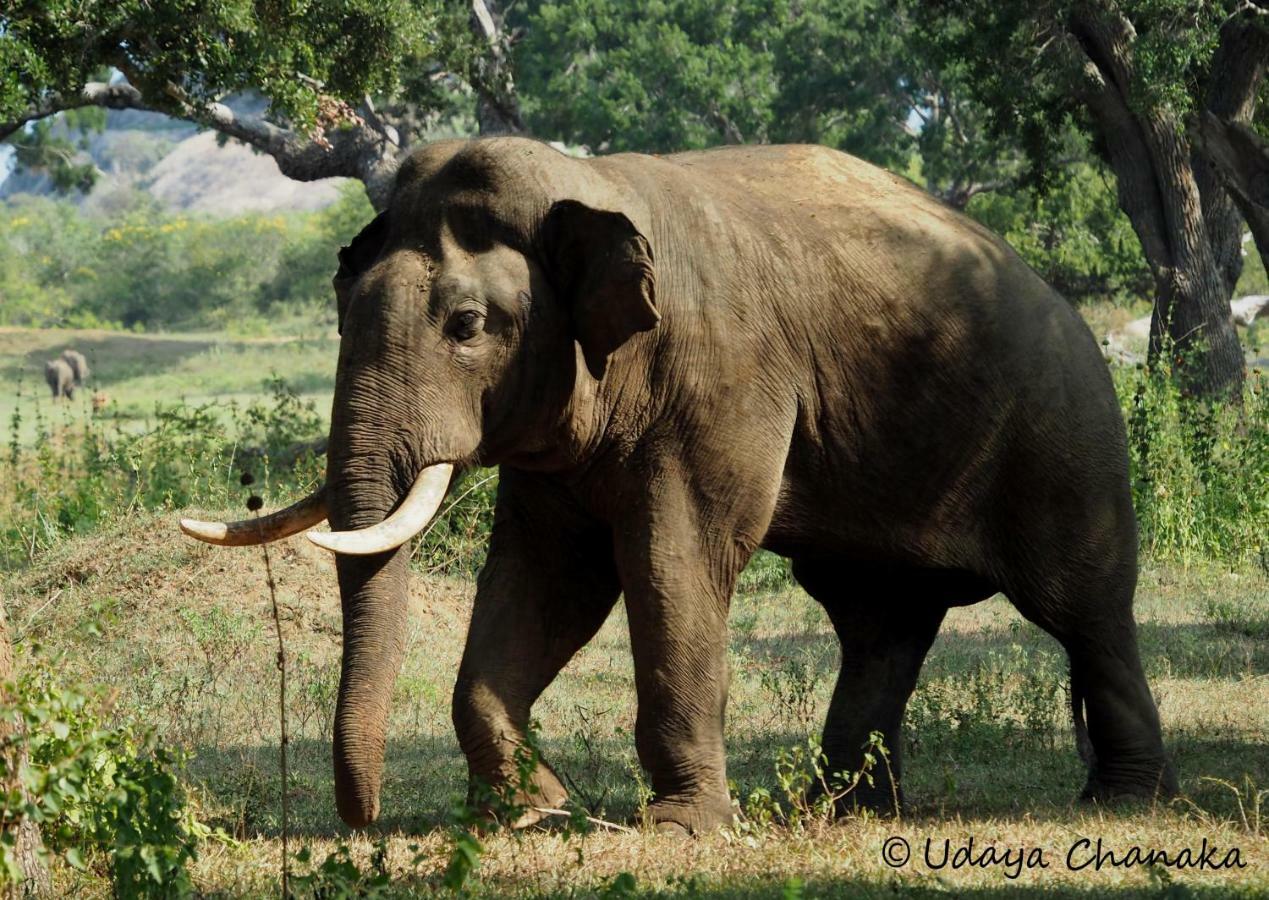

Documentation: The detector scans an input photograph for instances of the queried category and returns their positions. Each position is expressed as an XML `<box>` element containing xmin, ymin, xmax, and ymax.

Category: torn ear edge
<box><xmin>543</xmin><ymin>200</ymin><xmax>660</xmax><ymax>380</ymax></box>
<box><xmin>333</xmin><ymin>212</ymin><xmax>389</xmax><ymax>335</ymax></box>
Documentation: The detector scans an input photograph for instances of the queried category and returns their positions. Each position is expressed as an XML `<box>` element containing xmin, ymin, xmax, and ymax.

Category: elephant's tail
<box><xmin>1071</xmin><ymin>667</ymin><xmax>1097</xmax><ymax>767</ymax></box>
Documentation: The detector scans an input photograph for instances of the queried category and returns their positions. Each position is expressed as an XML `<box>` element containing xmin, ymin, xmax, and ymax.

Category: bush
<box><xmin>1119</xmin><ymin>362</ymin><xmax>1268</xmax><ymax>566</ymax></box>
<box><xmin>1</xmin><ymin>378</ymin><xmax>325</xmax><ymax>569</ymax></box>
<box><xmin>0</xmin><ymin>186</ymin><xmax>373</xmax><ymax>332</ymax></box>
<box><xmin>0</xmin><ymin>660</ymin><xmax>215</xmax><ymax>896</ymax></box>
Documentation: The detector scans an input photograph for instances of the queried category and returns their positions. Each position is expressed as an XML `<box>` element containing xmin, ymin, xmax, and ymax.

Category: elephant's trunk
<box><xmin>332</xmin><ymin>543</ymin><xmax>410</xmax><ymax>828</ymax></box>
<box><xmin>324</xmin><ymin>422</ymin><xmax>445</xmax><ymax>827</ymax></box>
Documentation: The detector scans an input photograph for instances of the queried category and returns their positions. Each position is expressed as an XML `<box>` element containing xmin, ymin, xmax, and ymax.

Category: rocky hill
<box><xmin>0</xmin><ymin>98</ymin><xmax>346</xmax><ymax>215</ymax></box>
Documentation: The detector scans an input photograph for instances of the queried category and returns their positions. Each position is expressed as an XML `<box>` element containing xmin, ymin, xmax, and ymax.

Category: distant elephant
<box><xmin>44</xmin><ymin>359</ymin><xmax>75</xmax><ymax>400</ymax></box>
<box><xmin>61</xmin><ymin>349</ymin><xmax>89</xmax><ymax>385</ymax></box>
<box><xmin>182</xmin><ymin>138</ymin><xmax>1177</xmax><ymax>833</ymax></box>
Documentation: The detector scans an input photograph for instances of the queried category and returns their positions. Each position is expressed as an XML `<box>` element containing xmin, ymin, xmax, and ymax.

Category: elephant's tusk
<box><xmin>180</xmin><ymin>486</ymin><xmax>329</xmax><ymax>546</ymax></box>
<box><xmin>307</xmin><ymin>464</ymin><xmax>454</xmax><ymax>556</ymax></box>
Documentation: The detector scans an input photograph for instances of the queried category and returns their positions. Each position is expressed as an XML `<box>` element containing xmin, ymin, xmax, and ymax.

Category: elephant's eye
<box><xmin>448</xmin><ymin>309</ymin><xmax>484</xmax><ymax>342</ymax></box>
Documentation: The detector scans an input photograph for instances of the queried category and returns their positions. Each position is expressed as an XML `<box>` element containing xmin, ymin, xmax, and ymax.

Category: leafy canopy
<box><xmin>513</xmin><ymin>0</ymin><xmax>915</xmax><ymax>166</ymax></box>
<box><xmin>1</xmin><ymin>1</ymin><xmax>478</xmax><ymax>191</ymax></box>
<box><xmin>1</xmin><ymin>0</ymin><xmax>440</xmax><ymax>128</ymax></box>
<box><xmin>910</xmin><ymin>1</ymin><xmax>1268</xmax><ymax>182</ymax></box>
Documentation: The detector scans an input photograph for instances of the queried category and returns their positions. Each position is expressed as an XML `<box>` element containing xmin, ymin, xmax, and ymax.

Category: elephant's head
<box><xmin>179</xmin><ymin>139</ymin><xmax>659</xmax><ymax>827</ymax></box>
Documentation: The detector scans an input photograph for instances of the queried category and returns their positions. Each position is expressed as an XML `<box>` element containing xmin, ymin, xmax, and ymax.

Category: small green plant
<box><xmin>737</xmin><ymin>551</ymin><xmax>793</xmax><ymax>594</ymax></box>
<box><xmin>0</xmin><ymin>660</ymin><xmax>217</xmax><ymax>897</ymax></box>
<box><xmin>291</xmin><ymin>840</ymin><xmax>393</xmax><ymax>898</ymax></box>
<box><xmin>734</xmin><ymin>733</ymin><xmax>887</xmax><ymax>837</ymax></box>
<box><xmin>1119</xmin><ymin>359</ymin><xmax>1267</xmax><ymax>567</ymax></box>
<box><xmin>412</xmin><ymin>469</ymin><xmax>499</xmax><ymax>577</ymax></box>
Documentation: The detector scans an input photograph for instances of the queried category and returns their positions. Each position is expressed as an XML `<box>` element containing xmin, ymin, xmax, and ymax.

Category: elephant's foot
<box><xmin>645</xmin><ymin>793</ymin><xmax>734</xmax><ymax>835</ymax></box>
<box><xmin>470</xmin><ymin>761</ymin><xmax>570</xmax><ymax>829</ymax></box>
<box><xmin>1079</xmin><ymin>757</ymin><xmax>1178</xmax><ymax>805</ymax></box>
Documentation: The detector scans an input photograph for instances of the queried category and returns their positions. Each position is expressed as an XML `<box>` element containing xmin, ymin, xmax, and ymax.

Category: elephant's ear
<box><xmin>333</xmin><ymin>212</ymin><xmax>389</xmax><ymax>335</ymax></box>
<box><xmin>542</xmin><ymin>200</ymin><xmax>659</xmax><ymax>380</ymax></box>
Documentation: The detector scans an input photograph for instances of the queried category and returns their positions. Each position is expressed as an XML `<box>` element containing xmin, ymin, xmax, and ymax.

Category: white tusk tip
<box><xmin>307</xmin><ymin>530</ymin><xmax>339</xmax><ymax>553</ymax></box>
<box><xmin>179</xmin><ymin>518</ymin><xmax>226</xmax><ymax>541</ymax></box>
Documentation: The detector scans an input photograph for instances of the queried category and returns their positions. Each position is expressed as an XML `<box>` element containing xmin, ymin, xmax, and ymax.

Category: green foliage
<box><xmin>291</xmin><ymin>841</ymin><xmax>393</xmax><ymax>898</ymax></box>
<box><xmin>263</xmin><ymin>182</ymin><xmax>376</xmax><ymax>317</ymax></box>
<box><xmin>5</xmin><ymin>109</ymin><xmax>106</xmax><ymax>194</ymax></box>
<box><xmin>2</xmin><ymin>1</ymin><xmax>437</xmax><ymax>132</ymax></box>
<box><xmin>1120</xmin><ymin>362</ymin><xmax>1268</xmax><ymax>566</ymax></box>
<box><xmin>412</xmin><ymin>469</ymin><xmax>499</xmax><ymax>577</ymax></box>
<box><xmin>514</xmin><ymin>0</ymin><xmax>914</xmax><ymax>164</ymax></box>
<box><xmin>0</xmin><ymin>2</ymin><xmax>482</xmax><ymax>190</ymax></box>
<box><xmin>1</xmin><ymin>377</ymin><xmax>325</xmax><ymax>569</ymax></box>
<box><xmin>910</xmin><ymin>2</ymin><xmax>1263</xmax><ymax>190</ymax></box>
<box><xmin>0</xmin><ymin>188</ymin><xmax>372</xmax><ymax>330</ymax></box>
<box><xmin>0</xmin><ymin>661</ymin><xmax>214</xmax><ymax>896</ymax></box>
<box><xmin>966</xmin><ymin>162</ymin><xmax>1152</xmax><ymax>303</ymax></box>
<box><xmin>733</xmin><ymin>732</ymin><xmax>889</xmax><ymax>837</ymax></box>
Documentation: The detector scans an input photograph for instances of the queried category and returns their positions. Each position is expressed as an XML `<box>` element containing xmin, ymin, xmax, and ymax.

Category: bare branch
<box><xmin>1</xmin><ymin>79</ymin><xmax>402</xmax><ymax>210</ymax></box>
<box><xmin>1195</xmin><ymin>112</ymin><xmax>1269</xmax><ymax>274</ymax></box>
<box><xmin>470</xmin><ymin>0</ymin><xmax>526</xmax><ymax>135</ymax></box>
<box><xmin>0</xmin><ymin>81</ymin><xmax>147</xmax><ymax>141</ymax></box>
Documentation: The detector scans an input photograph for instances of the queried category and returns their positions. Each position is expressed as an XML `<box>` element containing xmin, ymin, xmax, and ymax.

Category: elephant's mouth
<box><xmin>179</xmin><ymin>462</ymin><xmax>455</xmax><ymax>555</ymax></box>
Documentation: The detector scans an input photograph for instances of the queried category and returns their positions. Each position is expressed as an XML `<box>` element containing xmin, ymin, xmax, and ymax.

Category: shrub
<box><xmin>1119</xmin><ymin>362</ymin><xmax>1268</xmax><ymax>567</ymax></box>
<box><xmin>1</xmin><ymin>377</ymin><xmax>324</xmax><ymax>569</ymax></box>
<box><xmin>0</xmin><ymin>660</ymin><xmax>215</xmax><ymax>896</ymax></box>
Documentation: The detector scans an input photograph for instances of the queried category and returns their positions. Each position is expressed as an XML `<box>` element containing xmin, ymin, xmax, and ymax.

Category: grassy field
<box><xmin>0</xmin><ymin>327</ymin><xmax>337</xmax><ymax>445</ymax></box>
<box><xmin>3</xmin><ymin>518</ymin><xmax>1264</xmax><ymax>896</ymax></box>
<box><xmin>1</xmin><ymin>323</ymin><xmax>1266</xmax><ymax>896</ymax></box>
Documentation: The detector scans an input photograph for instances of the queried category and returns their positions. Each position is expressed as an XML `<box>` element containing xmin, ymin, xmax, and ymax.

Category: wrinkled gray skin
<box><xmin>45</xmin><ymin>359</ymin><xmax>74</xmax><ymax>400</ymax></box>
<box><xmin>61</xmin><ymin>349</ymin><xmax>89</xmax><ymax>385</ymax></box>
<box><xmin>325</xmin><ymin>138</ymin><xmax>1176</xmax><ymax>833</ymax></box>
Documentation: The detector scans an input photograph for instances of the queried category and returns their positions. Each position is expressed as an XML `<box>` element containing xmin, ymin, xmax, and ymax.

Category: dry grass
<box><xmin>4</xmin><ymin>512</ymin><xmax>1266</xmax><ymax>896</ymax></box>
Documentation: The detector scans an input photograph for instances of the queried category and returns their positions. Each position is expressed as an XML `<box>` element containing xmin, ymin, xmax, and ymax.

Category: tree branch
<box><xmin>470</xmin><ymin>0</ymin><xmax>525</xmax><ymax>135</ymax></box>
<box><xmin>0</xmin><ymin>81</ymin><xmax>147</xmax><ymax>142</ymax></box>
<box><xmin>1195</xmin><ymin>112</ymin><xmax>1269</xmax><ymax>276</ymax></box>
<box><xmin>1194</xmin><ymin>2</ymin><xmax>1269</xmax><ymax>291</ymax></box>
<box><xmin>1</xmin><ymin>80</ymin><xmax>401</xmax><ymax>210</ymax></box>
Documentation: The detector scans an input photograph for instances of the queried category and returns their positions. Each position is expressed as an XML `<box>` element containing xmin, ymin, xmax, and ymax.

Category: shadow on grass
<box><xmin>186</xmin><ymin>724</ymin><xmax>1268</xmax><ymax>842</ymax></box>
<box><xmin>734</xmin><ymin>619</ymin><xmax>1268</xmax><ymax>683</ymax></box>
<box><xmin>381</xmin><ymin>874</ymin><xmax>1250</xmax><ymax>899</ymax></box>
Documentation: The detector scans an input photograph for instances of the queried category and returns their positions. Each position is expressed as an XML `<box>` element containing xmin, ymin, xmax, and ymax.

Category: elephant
<box><xmin>45</xmin><ymin>358</ymin><xmax>75</xmax><ymax>400</ymax></box>
<box><xmin>61</xmin><ymin>348</ymin><xmax>90</xmax><ymax>385</ymax></box>
<box><xmin>181</xmin><ymin>137</ymin><xmax>1177</xmax><ymax>833</ymax></box>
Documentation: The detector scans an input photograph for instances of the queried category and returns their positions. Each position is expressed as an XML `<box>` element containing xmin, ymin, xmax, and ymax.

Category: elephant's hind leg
<box><xmin>452</xmin><ymin>471</ymin><xmax>621</xmax><ymax>826</ymax></box>
<box><xmin>1004</xmin><ymin>556</ymin><xmax>1176</xmax><ymax>803</ymax></box>
<box><xmin>792</xmin><ymin>560</ymin><xmax>994</xmax><ymax>814</ymax></box>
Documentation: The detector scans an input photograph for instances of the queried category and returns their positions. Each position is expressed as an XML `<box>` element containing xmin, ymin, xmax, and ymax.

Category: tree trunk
<box><xmin>1197</xmin><ymin>113</ymin><xmax>1269</xmax><ymax>279</ymax></box>
<box><xmin>470</xmin><ymin>0</ymin><xmax>525</xmax><ymax>136</ymax></box>
<box><xmin>1071</xmin><ymin>6</ymin><xmax>1246</xmax><ymax>399</ymax></box>
<box><xmin>0</xmin><ymin>605</ymin><xmax>49</xmax><ymax>898</ymax></box>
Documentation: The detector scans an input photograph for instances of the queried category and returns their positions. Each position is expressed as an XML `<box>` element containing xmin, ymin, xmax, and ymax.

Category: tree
<box><xmin>0</xmin><ymin>1</ymin><xmax>508</xmax><ymax>209</ymax></box>
<box><xmin>512</xmin><ymin>0</ymin><xmax>1152</xmax><ymax>307</ymax></box>
<box><xmin>913</xmin><ymin>1</ymin><xmax>1269</xmax><ymax>399</ymax></box>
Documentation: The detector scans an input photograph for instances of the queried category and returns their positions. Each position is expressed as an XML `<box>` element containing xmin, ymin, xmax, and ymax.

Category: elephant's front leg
<box><xmin>614</xmin><ymin>506</ymin><xmax>754</xmax><ymax>833</ymax></box>
<box><xmin>451</xmin><ymin>471</ymin><xmax>620</xmax><ymax>826</ymax></box>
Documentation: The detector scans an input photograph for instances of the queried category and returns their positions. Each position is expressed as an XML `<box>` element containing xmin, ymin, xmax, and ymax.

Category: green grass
<box><xmin>0</xmin><ymin>326</ymin><xmax>337</xmax><ymax>444</ymax></box>
<box><xmin>1</xmin><ymin>325</ymin><xmax>1267</xmax><ymax>896</ymax></box>
<box><xmin>2</xmin><ymin>516</ymin><xmax>1265</xmax><ymax>896</ymax></box>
